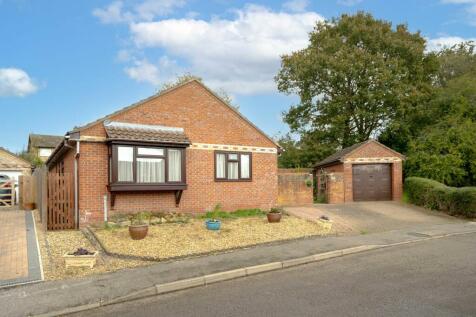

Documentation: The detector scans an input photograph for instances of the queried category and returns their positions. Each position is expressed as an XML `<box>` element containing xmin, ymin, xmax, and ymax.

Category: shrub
<box><xmin>405</xmin><ymin>177</ymin><xmax>476</xmax><ymax>218</ymax></box>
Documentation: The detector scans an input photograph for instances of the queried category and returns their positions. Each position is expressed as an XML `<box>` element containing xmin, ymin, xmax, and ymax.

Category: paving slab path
<box><xmin>0</xmin><ymin>210</ymin><xmax>42</xmax><ymax>288</ymax></box>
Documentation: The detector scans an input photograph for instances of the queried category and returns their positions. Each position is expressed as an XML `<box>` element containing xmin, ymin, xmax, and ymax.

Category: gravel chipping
<box><xmin>34</xmin><ymin>211</ymin><xmax>148</xmax><ymax>280</ymax></box>
<box><xmin>93</xmin><ymin>216</ymin><xmax>330</xmax><ymax>260</ymax></box>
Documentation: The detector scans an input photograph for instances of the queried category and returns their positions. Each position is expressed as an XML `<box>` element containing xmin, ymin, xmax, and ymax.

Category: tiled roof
<box><xmin>29</xmin><ymin>134</ymin><xmax>64</xmax><ymax>149</ymax></box>
<box><xmin>314</xmin><ymin>141</ymin><xmax>369</xmax><ymax>167</ymax></box>
<box><xmin>0</xmin><ymin>147</ymin><xmax>31</xmax><ymax>169</ymax></box>
<box><xmin>103</xmin><ymin>121</ymin><xmax>191</xmax><ymax>145</ymax></box>
<box><xmin>69</xmin><ymin>80</ymin><xmax>280</xmax><ymax>149</ymax></box>
<box><xmin>314</xmin><ymin>139</ymin><xmax>405</xmax><ymax>168</ymax></box>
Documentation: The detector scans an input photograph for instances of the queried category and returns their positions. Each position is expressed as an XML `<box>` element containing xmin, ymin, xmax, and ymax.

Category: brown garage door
<box><xmin>352</xmin><ymin>164</ymin><xmax>392</xmax><ymax>201</ymax></box>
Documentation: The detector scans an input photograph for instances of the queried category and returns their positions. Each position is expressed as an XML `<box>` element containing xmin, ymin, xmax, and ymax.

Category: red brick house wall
<box><xmin>51</xmin><ymin>81</ymin><xmax>279</xmax><ymax>225</ymax></box>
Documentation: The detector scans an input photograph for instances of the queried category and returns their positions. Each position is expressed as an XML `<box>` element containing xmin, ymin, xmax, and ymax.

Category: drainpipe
<box><xmin>74</xmin><ymin>141</ymin><xmax>80</xmax><ymax>229</ymax></box>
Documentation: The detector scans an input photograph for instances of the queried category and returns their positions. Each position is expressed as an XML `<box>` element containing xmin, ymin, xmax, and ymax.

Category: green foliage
<box><xmin>269</xmin><ymin>207</ymin><xmax>284</xmax><ymax>213</ymax></box>
<box><xmin>202</xmin><ymin>205</ymin><xmax>265</xmax><ymax>219</ymax></box>
<box><xmin>314</xmin><ymin>194</ymin><xmax>327</xmax><ymax>204</ymax></box>
<box><xmin>18</xmin><ymin>150</ymin><xmax>44</xmax><ymax>168</ymax></box>
<box><xmin>276</xmin><ymin>12</ymin><xmax>437</xmax><ymax>152</ymax></box>
<box><xmin>129</xmin><ymin>211</ymin><xmax>152</xmax><ymax>225</ymax></box>
<box><xmin>405</xmin><ymin>177</ymin><xmax>476</xmax><ymax>218</ymax></box>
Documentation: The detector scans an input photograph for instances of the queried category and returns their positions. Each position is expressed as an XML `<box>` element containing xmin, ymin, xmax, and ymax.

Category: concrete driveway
<box><xmin>285</xmin><ymin>202</ymin><xmax>463</xmax><ymax>235</ymax></box>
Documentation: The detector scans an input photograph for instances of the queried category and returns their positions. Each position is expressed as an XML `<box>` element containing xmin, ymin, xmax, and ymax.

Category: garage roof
<box><xmin>314</xmin><ymin>140</ymin><xmax>404</xmax><ymax>168</ymax></box>
<box><xmin>0</xmin><ymin>147</ymin><xmax>31</xmax><ymax>170</ymax></box>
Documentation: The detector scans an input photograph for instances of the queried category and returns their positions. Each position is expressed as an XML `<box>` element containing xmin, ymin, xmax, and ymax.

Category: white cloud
<box><xmin>124</xmin><ymin>56</ymin><xmax>181</xmax><ymax>85</ymax></box>
<box><xmin>129</xmin><ymin>5</ymin><xmax>323</xmax><ymax>94</ymax></box>
<box><xmin>93</xmin><ymin>0</ymin><xmax>186</xmax><ymax>24</ymax></box>
<box><xmin>282</xmin><ymin>0</ymin><xmax>309</xmax><ymax>12</ymax></box>
<box><xmin>337</xmin><ymin>0</ymin><xmax>364</xmax><ymax>6</ymax></box>
<box><xmin>441</xmin><ymin>0</ymin><xmax>476</xmax><ymax>24</ymax></box>
<box><xmin>124</xmin><ymin>59</ymin><xmax>160</xmax><ymax>85</ymax></box>
<box><xmin>426</xmin><ymin>36</ymin><xmax>476</xmax><ymax>51</ymax></box>
<box><xmin>93</xmin><ymin>1</ymin><xmax>131</xmax><ymax>24</ymax></box>
<box><xmin>0</xmin><ymin>68</ymin><xmax>38</xmax><ymax>97</ymax></box>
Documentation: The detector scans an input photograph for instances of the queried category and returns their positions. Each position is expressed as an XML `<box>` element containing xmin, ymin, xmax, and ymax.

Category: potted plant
<box><xmin>267</xmin><ymin>207</ymin><xmax>283</xmax><ymax>223</ymax></box>
<box><xmin>205</xmin><ymin>204</ymin><xmax>222</xmax><ymax>230</ymax></box>
<box><xmin>63</xmin><ymin>248</ymin><xmax>98</xmax><ymax>268</ymax></box>
<box><xmin>128</xmin><ymin>212</ymin><xmax>151</xmax><ymax>240</ymax></box>
<box><xmin>317</xmin><ymin>215</ymin><xmax>333</xmax><ymax>231</ymax></box>
<box><xmin>23</xmin><ymin>202</ymin><xmax>35</xmax><ymax>211</ymax></box>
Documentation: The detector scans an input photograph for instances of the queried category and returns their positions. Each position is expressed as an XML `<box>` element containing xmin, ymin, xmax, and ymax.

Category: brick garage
<box><xmin>46</xmin><ymin>80</ymin><xmax>280</xmax><ymax>227</ymax></box>
<box><xmin>314</xmin><ymin>140</ymin><xmax>404</xmax><ymax>203</ymax></box>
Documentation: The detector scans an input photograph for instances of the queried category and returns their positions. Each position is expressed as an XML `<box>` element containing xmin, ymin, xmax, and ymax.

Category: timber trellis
<box><xmin>47</xmin><ymin>172</ymin><xmax>75</xmax><ymax>230</ymax></box>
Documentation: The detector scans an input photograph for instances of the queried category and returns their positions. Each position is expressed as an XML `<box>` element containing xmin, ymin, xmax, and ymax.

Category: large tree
<box><xmin>402</xmin><ymin>42</ymin><xmax>476</xmax><ymax>186</ymax></box>
<box><xmin>276</xmin><ymin>12</ymin><xmax>438</xmax><ymax>165</ymax></box>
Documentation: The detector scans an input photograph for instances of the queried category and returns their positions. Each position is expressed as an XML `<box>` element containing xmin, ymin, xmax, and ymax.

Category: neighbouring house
<box><xmin>46</xmin><ymin>80</ymin><xmax>280</xmax><ymax>228</ymax></box>
<box><xmin>28</xmin><ymin>134</ymin><xmax>64</xmax><ymax>162</ymax></box>
<box><xmin>0</xmin><ymin>147</ymin><xmax>32</xmax><ymax>205</ymax></box>
<box><xmin>314</xmin><ymin>140</ymin><xmax>404</xmax><ymax>203</ymax></box>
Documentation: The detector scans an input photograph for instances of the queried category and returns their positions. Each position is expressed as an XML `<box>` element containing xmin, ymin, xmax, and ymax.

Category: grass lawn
<box><xmin>92</xmin><ymin>215</ymin><xmax>330</xmax><ymax>261</ymax></box>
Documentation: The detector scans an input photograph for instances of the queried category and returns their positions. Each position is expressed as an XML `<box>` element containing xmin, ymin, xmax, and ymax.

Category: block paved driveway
<box><xmin>0</xmin><ymin>209</ymin><xmax>42</xmax><ymax>288</ymax></box>
<box><xmin>285</xmin><ymin>201</ymin><xmax>463</xmax><ymax>235</ymax></box>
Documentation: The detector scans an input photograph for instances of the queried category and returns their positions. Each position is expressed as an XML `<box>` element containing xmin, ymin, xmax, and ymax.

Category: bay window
<box><xmin>110</xmin><ymin>144</ymin><xmax>186</xmax><ymax>190</ymax></box>
<box><xmin>215</xmin><ymin>151</ymin><xmax>252</xmax><ymax>181</ymax></box>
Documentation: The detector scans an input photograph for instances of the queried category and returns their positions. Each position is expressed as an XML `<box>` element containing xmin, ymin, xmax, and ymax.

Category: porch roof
<box><xmin>103</xmin><ymin>121</ymin><xmax>191</xmax><ymax>145</ymax></box>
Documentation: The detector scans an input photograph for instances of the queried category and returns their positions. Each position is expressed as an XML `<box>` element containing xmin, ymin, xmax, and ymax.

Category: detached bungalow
<box><xmin>46</xmin><ymin>80</ymin><xmax>280</xmax><ymax>228</ymax></box>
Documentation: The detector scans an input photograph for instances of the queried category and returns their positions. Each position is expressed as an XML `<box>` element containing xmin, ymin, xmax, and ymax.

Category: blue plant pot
<box><xmin>205</xmin><ymin>220</ymin><xmax>221</xmax><ymax>230</ymax></box>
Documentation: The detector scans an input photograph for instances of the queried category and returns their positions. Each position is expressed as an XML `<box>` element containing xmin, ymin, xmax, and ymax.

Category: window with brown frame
<box><xmin>109</xmin><ymin>144</ymin><xmax>186</xmax><ymax>190</ymax></box>
<box><xmin>215</xmin><ymin>151</ymin><xmax>252</xmax><ymax>181</ymax></box>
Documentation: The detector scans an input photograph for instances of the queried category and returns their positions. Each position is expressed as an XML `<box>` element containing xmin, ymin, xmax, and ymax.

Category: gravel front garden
<box><xmin>92</xmin><ymin>214</ymin><xmax>331</xmax><ymax>261</ymax></box>
<box><xmin>34</xmin><ymin>211</ymin><xmax>148</xmax><ymax>280</ymax></box>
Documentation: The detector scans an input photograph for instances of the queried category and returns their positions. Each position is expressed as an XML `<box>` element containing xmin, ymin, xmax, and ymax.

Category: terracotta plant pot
<box><xmin>23</xmin><ymin>202</ymin><xmax>35</xmax><ymax>211</ymax></box>
<box><xmin>267</xmin><ymin>212</ymin><xmax>282</xmax><ymax>223</ymax></box>
<box><xmin>128</xmin><ymin>224</ymin><xmax>149</xmax><ymax>240</ymax></box>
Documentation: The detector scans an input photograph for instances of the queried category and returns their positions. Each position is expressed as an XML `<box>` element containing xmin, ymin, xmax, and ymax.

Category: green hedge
<box><xmin>405</xmin><ymin>177</ymin><xmax>476</xmax><ymax>218</ymax></box>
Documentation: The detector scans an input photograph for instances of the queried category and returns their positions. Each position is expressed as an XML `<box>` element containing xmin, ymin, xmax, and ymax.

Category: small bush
<box><xmin>405</xmin><ymin>177</ymin><xmax>476</xmax><ymax>218</ymax></box>
<box><xmin>314</xmin><ymin>194</ymin><xmax>327</xmax><ymax>204</ymax></box>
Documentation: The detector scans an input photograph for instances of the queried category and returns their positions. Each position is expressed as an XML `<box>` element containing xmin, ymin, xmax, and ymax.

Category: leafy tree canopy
<box><xmin>276</xmin><ymin>12</ymin><xmax>438</xmax><ymax>152</ymax></box>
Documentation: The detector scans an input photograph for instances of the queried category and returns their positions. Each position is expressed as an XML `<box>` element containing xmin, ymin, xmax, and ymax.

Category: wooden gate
<box><xmin>0</xmin><ymin>181</ymin><xmax>15</xmax><ymax>207</ymax></box>
<box><xmin>47</xmin><ymin>173</ymin><xmax>75</xmax><ymax>230</ymax></box>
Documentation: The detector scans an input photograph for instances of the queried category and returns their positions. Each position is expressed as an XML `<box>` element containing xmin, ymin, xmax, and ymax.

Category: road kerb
<box><xmin>107</xmin><ymin>286</ymin><xmax>157</xmax><ymax>305</ymax></box>
<box><xmin>341</xmin><ymin>245</ymin><xmax>380</xmax><ymax>255</ymax></box>
<box><xmin>313</xmin><ymin>249</ymin><xmax>344</xmax><ymax>261</ymax></box>
<box><xmin>282</xmin><ymin>255</ymin><xmax>316</xmax><ymax>268</ymax></box>
<box><xmin>204</xmin><ymin>269</ymin><xmax>247</xmax><ymax>284</ymax></box>
<box><xmin>245</xmin><ymin>262</ymin><xmax>283</xmax><ymax>275</ymax></box>
<box><xmin>33</xmin><ymin>302</ymin><xmax>101</xmax><ymax>317</ymax></box>
<box><xmin>156</xmin><ymin>276</ymin><xmax>205</xmax><ymax>295</ymax></box>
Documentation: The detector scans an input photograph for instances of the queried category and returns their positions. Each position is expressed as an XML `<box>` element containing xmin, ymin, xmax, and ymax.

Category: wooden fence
<box><xmin>0</xmin><ymin>180</ymin><xmax>16</xmax><ymax>207</ymax></box>
<box><xmin>22</xmin><ymin>167</ymin><xmax>75</xmax><ymax>230</ymax></box>
<box><xmin>47</xmin><ymin>172</ymin><xmax>75</xmax><ymax>230</ymax></box>
<box><xmin>277</xmin><ymin>169</ymin><xmax>314</xmax><ymax>206</ymax></box>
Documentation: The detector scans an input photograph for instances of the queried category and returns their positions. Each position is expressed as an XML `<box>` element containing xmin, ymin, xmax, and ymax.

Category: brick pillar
<box><xmin>327</xmin><ymin>173</ymin><xmax>344</xmax><ymax>203</ymax></box>
<box><xmin>343</xmin><ymin>162</ymin><xmax>353</xmax><ymax>202</ymax></box>
<box><xmin>392</xmin><ymin>161</ymin><xmax>403</xmax><ymax>201</ymax></box>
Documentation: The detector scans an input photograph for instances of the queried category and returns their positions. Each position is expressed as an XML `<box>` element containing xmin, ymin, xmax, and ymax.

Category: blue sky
<box><xmin>1</xmin><ymin>0</ymin><xmax>475</xmax><ymax>152</ymax></box>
